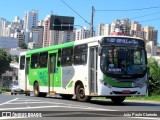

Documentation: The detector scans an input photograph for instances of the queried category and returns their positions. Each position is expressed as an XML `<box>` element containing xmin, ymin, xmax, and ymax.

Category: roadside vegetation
<box><xmin>147</xmin><ymin>58</ymin><xmax>160</xmax><ymax>96</ymax></box>
<box><xmin>0</xmin><ymin>49</ymin><xmax>12</xmax><ymax>93</ymax></box>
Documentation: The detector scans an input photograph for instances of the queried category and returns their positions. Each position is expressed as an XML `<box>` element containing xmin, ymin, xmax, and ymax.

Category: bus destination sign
<box><xmin>106</xmin><ymin>38</ymin><xmax>139</xmax><ymax>45</ymax></box>
<box><xmin>101</xmin><ymin>37</ymin><xmax>145</xmax><ymax>47</ymax></box>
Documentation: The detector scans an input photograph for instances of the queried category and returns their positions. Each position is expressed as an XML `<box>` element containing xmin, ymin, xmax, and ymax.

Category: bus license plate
<box><xmin>122</xmin><ymin>90</ymin><xmax>131</xmax><ymax>94</ymax></box>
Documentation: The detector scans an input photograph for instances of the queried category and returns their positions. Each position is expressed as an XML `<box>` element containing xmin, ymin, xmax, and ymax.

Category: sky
<box><xmin>1</xmin><ymin>0</ymin><xmax>160</xmax><ymax>43</ymax></box>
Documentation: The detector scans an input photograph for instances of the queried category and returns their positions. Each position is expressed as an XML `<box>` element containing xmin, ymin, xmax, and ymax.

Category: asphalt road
<box><xmin>0</xmin><ymin>93</ymin><xmax>160</xmax><ymax>120</ymax></box>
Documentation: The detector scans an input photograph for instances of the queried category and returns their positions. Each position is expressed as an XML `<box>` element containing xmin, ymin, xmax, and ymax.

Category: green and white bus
<box><xmin>18</xmin><ymin>36</ymin><xmax>149</xmax><ymax>103</ymax></box>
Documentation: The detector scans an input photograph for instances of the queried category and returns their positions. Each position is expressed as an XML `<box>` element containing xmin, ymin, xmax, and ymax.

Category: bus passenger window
<box><xmin>20</xmin><ymin>56</ymin><xmax>25</xmax><ymax>70</ymax></box>
<box><xmin>31</xmin><ymin>54</ymin><xmax>39</xmax><ymax>69</ymax></box>
<box><xmin>39</xmin><ymin>52</ymin><xmax>48</xmax><ymax>68</ymax></box>
<box><xmin>57</xmin><ymin>49</ymin><xmax>61</xmax><ymax>67</ymax></box>
<box><xmin>61</xmin><ymin>47</ymin><xmax>73</xmax><ymax>66</ymax></box>
<box><xmin>74</xmin><ymin>44</ymin><xmax>87</xmax><ymax>65</ymax></box>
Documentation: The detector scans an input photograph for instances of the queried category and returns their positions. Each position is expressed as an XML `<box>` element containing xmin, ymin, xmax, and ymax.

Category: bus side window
<box><xmin>39</xmin><ymin>52</ymin><xmax>48</xmax><ymax>68</ymax></box>
<box><xmin>74</xmin><ymin>44</ymin><xmax>87</xmax><ymax>65</ymax></box>
<box><xmin>61</xmin><ymin>47</ymin><xmax>73</xmax><ymax>66</ymax></box>
<box><xmin>57</xmin><ymin>49</ymin><xmax>61</xmax><ymax>67</ymax></box>
<box><xmin>20</xmin><ymin>56</ymin><xmax>25</xmax><ymax>70</ymax></box>
<box><xmin>31</xmin><ymin>54</ymin><xmax>39</xmax><ymax>69</ymax></box>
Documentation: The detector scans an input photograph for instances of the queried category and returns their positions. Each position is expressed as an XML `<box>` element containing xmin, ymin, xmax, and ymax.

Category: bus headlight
<box><xmin>132</xmin><ymin>82</ymin><xmax>146</xmax><ymax>88</ymax></box>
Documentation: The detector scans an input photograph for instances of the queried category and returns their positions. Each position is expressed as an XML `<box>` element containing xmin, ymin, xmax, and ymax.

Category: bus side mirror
<box><xmin>98</xmin><ymin>47</ymin><xmax>102</xmax><ymax>56</ymax></box>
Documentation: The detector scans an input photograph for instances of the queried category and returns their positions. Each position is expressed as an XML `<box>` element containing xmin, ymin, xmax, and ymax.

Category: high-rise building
<box><xmin>98</xmin><ymin>24</ymin><xmax>111</xmax><ymax>36</ymax></box>
<box><xmin>146</xmin><ymin>41</ymin><xmax>157</xmax><ymax>56</ymax></box>
<box><xmin>43</xmin><ymin>15</ymin><xmax>51</xmax><ymax>47</ymax></box>
<box><xmin>43</xmin><ymin>15</ymin><xmax>75</xmax><ymax>47</ymax></box>
<box><xmin>131</xmin><ymin>21</ymin><xmax>141</xmax><ymax>31</ymax></box>
<box><xmin>0</xmin><ymin>18</ymin><xmax>10</xmax><ymax>37</ymax></box>
<box><xmin>23</xmin><ymin>10</ymin><xmax>38</xmax><ymax>30</ymax></box>
<box><xmin>11</xmin><ymin>30</ymin><xmax>25</xmax><ymax>47</ymax></box>
<box><xmin>142</xmin><ymin>26</ymin><xmax>158</xmax><ymax>45</ymax></box>
<box><xmin>28</xmin><ymin>27</ymin><xmax>44</xmax><ymax>49</ymax></box>
<box><xmin>59</xmin><ymin>31</ymin><xmax>75</xmax><ymax>44</ymax></box>
<box><xmin>130</xmin><ymin>30</ymin><xmax>146</xmax><ymax>38</ymax></box>
<box><xmin>75</xmin><ymin>28</ymin><xmax>90</xmax><ymax>40</ymax></box>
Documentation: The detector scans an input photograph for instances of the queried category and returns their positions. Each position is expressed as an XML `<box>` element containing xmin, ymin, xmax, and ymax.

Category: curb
<box><xmin>125</xmin><ymin>100</ymin><xmax>160</xmax><ymax>104</ymax></box>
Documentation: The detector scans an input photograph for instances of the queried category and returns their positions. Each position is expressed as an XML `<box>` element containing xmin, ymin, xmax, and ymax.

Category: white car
<box><xmin>11</xmin><ymin>81</ymin><xmax>24</xmax><ymax>95</ymax></box>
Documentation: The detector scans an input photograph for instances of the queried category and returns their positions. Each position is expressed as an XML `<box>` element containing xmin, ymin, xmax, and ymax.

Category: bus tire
<box><xmin>34</xmin><ymin>82</ymin><xmax>46</xmax><ymax>97</ymax></box>
<box><xmin>110</xmin><ymin>96</ymin><xmax>126</xmax><ymax>104</ymax></box>
<box><xmin>34</xmin><ymin>82</ymin><xmax>40</xmax><ymax>97</ymax></box>
<box><xmin>76</xmin><ymin>84</ymin><xmax>91</xmax><ymax>102</ymax></box>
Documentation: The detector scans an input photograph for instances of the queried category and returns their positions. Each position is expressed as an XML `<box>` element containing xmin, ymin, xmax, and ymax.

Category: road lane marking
<box><xmin>0</xmin><ymin>98</ymin><xmax>19</xmax><ymax>106</ymax></box>
<box><xmin>0</xmin><ymin>105</ymin><xmax>114</xmax><ymax>111</ymax></box>
<box><xmin>0</xmin><ymin>98</ymin><xmax>159</xmax><ymax>120</ymax></box>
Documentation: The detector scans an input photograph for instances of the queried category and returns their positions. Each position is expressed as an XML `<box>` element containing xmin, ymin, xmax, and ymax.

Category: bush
<box><xmin>148</xmin><ymin>58</ymin><xmax>160</xmax><ymax>96</ymax></box>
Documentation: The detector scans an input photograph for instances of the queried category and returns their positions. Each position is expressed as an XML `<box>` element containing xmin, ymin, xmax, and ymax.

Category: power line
<box><xmin>139</xmin><ymin>17</ymin><xmax>160</xmax><ymax>23</ymax></box>
<box><xmin>60</xmin><ymin>0</ymin><xmax>90</xmax><ymax>25</ymax></box>
<box><xmin>131</xmin><ymin>11</ymin><xmax>160</xmax><ymax>19</ymax></box>
<box><xmin>96</xmin><ymin>5</ymin><xmax>160</xmax><ymax>12</ymax></box>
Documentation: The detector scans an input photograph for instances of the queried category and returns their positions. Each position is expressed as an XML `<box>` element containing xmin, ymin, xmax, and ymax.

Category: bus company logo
<box><xmin>2</xmin><ymin>112</ymin><xmax>11</xmax><ymax>117</ymax></box>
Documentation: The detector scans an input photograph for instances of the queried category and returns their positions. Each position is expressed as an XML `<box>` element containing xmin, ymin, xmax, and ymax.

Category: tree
<box><xmin>0</xmin><ymin>49</ymin><xmax>12</xmax><ymax>75</ymax></box>
<box><xmin>0</xmin><ymin>49</ymin><xmax>12</xmax><ymax>90</ymax></box>
<box><xmin>11</xmin><ymin>55</ymin><xmax>19</xmax><ymax>63</ymax></box>
<box><xmin>19</xmin><ymin>42</ymin><xmax>28</xmax><ymax>49</ymax></box>
<box><xmin>148</xmin><ymin>58</ymin><xmax>160</xmax><ymax>95</ymax></box>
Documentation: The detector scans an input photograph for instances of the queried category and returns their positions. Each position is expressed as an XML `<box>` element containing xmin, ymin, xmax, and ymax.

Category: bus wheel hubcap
<box><xmin>79</xmin><ymin>88</ymin><xmax>85</xmax><ymax>98</ymax></box>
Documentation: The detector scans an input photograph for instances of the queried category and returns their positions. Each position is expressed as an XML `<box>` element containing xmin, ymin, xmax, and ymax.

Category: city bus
<box><xmin>18</xmin><ymin>35</ymin><xmax>149</xmax><ymax>104</ymax></box>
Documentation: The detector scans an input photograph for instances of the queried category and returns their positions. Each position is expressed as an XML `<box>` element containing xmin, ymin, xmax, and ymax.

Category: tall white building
<box><xmin>75</xmin><ymin>28</ymin><xmax>90</xmax><ymax>40</ymax></box>
<box><xmin>3</xmin><ymin>16</ymin><xmax>23</xmax><ymax>37</ymax></box>
<box><xmin>98</xmin><ymin>24</ymin><xmax>111</xmax><ymax>36</ymax></box>
<box><xmin>0</xmin><ymin>18</ymin><xmax>10</xmax><ymax>37</ymax></box>
<box><xmin>23</xmin><ymin>10</ymin><xmax>38</xmax><ymax>30</ymax></box>
<box><xmin>58</xmin><ymin>31</ymin><xmax>75</xmax><ymax>44</ymax></box>
<box><xmin>43</xmin><ymin>15</ymin><xmax>51</xmax><ymax>47</ymax></box>
<box><xmin>49</xmin><ymin>30</ymin><xmax>75</xmax><ymax>46</ymax></box>
<box><xmin>28</xmin><ymin>27</ymin><xmax>44</xmax><ymax>49</ymax></box>
<box><xmin>146</xmin><ymin>41</ymin><xmax>157</xmax><ymax>56</ymax></box>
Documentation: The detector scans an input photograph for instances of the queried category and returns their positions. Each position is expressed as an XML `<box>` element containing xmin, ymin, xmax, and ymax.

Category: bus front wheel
<box><xmin>76</xmin><ymin>85</ymin><xmax>91</xmax><ymax>102</ymax></box>
<box><xmin>110</xmin><ymin>96</ymin><xmax>126</xmax><ymax>104</ymax></box>
<box><xmin>34</xmin><ymin>82</ymin><xmax>39</xmax><ymax>97</ymax></box>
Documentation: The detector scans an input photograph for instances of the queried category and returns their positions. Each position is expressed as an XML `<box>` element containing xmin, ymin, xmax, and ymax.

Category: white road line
<box><xmin>5</xmin><ymin>102</ymin><xmax>53</xmax><ymax>104</ymax></box>
<box><xmin>0</xmin><ymin>105</ymin><xmax>114</xmax><ymax>111</ymax></box>
<box><xmin>1</xmin><ymin>98</ymin><xmax>159</xmax><ymax>120</ymax></box>
<box><xmin>0</xmin><ymin>98</ymin><xmax>19</xmax><ymax>106</ymax></box>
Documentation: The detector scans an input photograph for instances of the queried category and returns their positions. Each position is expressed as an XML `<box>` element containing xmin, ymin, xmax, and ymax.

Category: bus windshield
<box><xmin>100</xmin><ymin>46</ymin><xmax>147</xmax><ymax>78</ymax></box>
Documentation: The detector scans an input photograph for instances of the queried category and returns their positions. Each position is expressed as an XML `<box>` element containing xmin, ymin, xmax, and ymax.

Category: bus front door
<box><xmin>90</xmin><ymin>47</ymin><xmax>98</xmax><ymax>94</ymax></box>
<box><xmin>48</xmin><ymin>53</ymin><xmax>57</xmax><ymax>95</ymax></box>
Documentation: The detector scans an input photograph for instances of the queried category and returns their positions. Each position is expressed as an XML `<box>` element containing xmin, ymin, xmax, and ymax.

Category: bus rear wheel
<box><xmin>110</xmin><ymin>96</ymin><xmax>126</xmax><ymax>104</ymax></box>
<box><xmin>76</xmin><ymin>85</ymin><xmax>91</xmax><ymax>102</ymax></box>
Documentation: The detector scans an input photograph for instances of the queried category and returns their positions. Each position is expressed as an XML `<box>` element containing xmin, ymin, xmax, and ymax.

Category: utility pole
<box><xmin>90</xmin><ymin>6</ymin><xmax>95</xmax><ymax>37</ymax></box>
